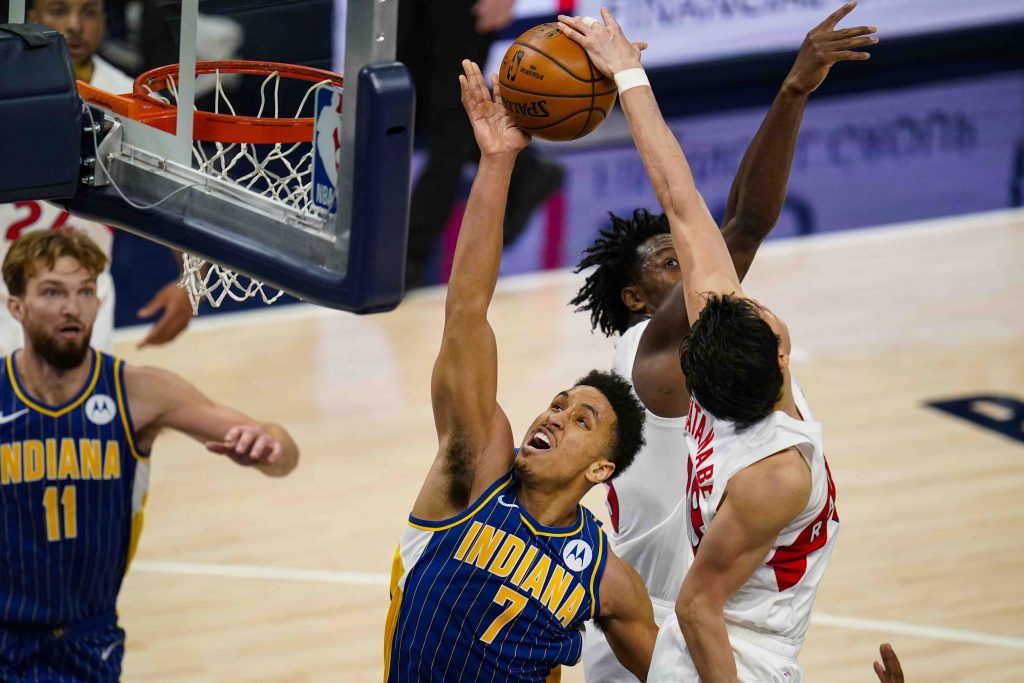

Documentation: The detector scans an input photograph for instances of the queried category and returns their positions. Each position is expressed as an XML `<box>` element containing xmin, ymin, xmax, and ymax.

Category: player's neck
<box><xmin>773</xmin><ymin>368</ymin><xmax>801</xmax><ymax>420</ymax></box>
<box><xmin>14</xmin><ymin>346</ymin><xmax>94</xmax><ymax>406</ymax></box>
<box><xmin>515</xmin><ymin>482</ymin><xmax>581</xmax><ymax>529</ymax></box>
<box><xmin>73</xmin><ymin>58</ymin><xmax>95</xmax><ymax>84</ymax></box>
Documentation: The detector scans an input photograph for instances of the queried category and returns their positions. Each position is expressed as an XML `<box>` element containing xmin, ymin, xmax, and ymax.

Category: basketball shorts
<box><xmin>0</xmin><ymin>614</ymin><xmax>125</xmax><ymax>683</ymax></box>
<box><xmin>583</xmin><ymin>595</ymin><xmax>675</xmax><ymax>682</ymax></box>
<box><xmin>648</xmin><ymin>618</ymin><xmax>802</xmax><ymax>683</ymax></box>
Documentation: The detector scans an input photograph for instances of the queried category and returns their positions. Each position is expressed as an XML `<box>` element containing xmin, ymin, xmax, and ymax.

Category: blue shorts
<box><xmin>0</xmin><ymin>614</ymin><xmax>125</xmax><ymax>683</ymax></box>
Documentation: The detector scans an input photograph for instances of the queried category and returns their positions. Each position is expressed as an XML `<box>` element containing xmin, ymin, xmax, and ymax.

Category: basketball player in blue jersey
<box><xmin>384</xmin><ymin>61</ymin><xmax>659</xmax><ymax>682</ymax></box>
<box><xmin>569</xmin><ymin>6</ymin><xmax>879</xmax><ymax>679</ymax></box>
<box><xmin>0</xmin><ymin>230</ymin><xmax>299</xmax><ymax>682</ymax></box>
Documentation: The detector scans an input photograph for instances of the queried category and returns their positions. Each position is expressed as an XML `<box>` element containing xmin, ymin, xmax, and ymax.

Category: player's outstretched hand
<box><xmin>207</xmin><ymin>424</ymin><xmax>284</xmax><ymax>471</ymax></box>
<box><xmin>785</xmin><ymin>0</ymin><xmax>878</xmax><ymax>96</ymax></box>
<box><xmin>137</xmin><ymin>279</ymin><xmax>193</xmax><ymax>348</ymax></box>
<box><xmin>556</xmin><ymin>9</ymin><xmax>648</xmax><ymax>80</ymax></box>
<box><xmin>459</xmin><ymin>59</ymin><xmax>530</xmax><ymax>157</ymax></box>
<box><xmin>873</xmin><ymin>643</ymin><xmax>904</xmax><ymax>683</ymax></box>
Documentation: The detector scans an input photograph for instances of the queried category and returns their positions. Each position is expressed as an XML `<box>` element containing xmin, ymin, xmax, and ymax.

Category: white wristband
<box><xmin>614</xmin><ymin>68</ymin><xmax>650</xmax><ymax>95</ymax></box>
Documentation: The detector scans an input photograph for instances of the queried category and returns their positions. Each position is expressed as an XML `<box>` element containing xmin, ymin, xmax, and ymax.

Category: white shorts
<box><xmin>0</xmin><ymin>272</ymin><xmax>115</xmax><ymax>356</ymax></box>
<box><xmin>583</xmin><ymin>596</ymin><xmax>675</xmax><ymax>682</ymax></box>
<box><xmin>648</xmin><ymin>618</ymin><xmax>802</xmax><ymax>683</ymax></box>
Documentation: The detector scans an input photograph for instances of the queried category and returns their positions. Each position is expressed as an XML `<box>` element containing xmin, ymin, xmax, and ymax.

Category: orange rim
<box><xmin>78</xmin><ymin>60</ymin><xmax>344</xmax><ymax>145</ymax></box>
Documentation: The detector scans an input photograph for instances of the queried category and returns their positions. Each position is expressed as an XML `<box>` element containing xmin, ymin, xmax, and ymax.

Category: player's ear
<box><xmin>620</xmin><ymin>285</ymin><xmax>646</xmax><ymax>314</ymax></box>
<box><xmin>585</xmin><ymin>458</ymin><xmax>615</xmax><ymax>485</ymax></box>
<box><xmin>7</xmin><ymin>295</ymin><xmax>25</xmax><ymax>322</ymax></box>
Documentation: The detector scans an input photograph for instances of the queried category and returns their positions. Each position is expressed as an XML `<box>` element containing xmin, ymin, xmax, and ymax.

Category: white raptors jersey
<box><xmin>682</xmin><ymin>378</ymin><xmax>838</xmax><ymax>641</ymax></box>
<box><xmin>0</xmin><ymin>56</ymin><xmax>132</xmax><ymax>356</ymax></box>
<box><xmin>606</xmin><ymin>319</ymin><xmax>690</xmax><ymax>604</ymax></box>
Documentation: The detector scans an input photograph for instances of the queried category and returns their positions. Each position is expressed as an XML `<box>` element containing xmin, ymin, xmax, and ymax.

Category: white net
<box><xmin>139</xmin><ymin>68</ymin><xmax>338</xmax><ymax>313</ymax></box>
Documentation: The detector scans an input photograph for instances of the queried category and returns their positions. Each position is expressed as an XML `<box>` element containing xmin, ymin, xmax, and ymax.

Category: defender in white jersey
<box><xmin>569</xmin><ymin>5</ymin><xmax>876</xmax><ymax>679</ymax></box>
<box><xmin>557</xmin><ymin>5</ymin><xmax>876</xmax><ymax>679</ymax></box>
<box><xmin>0</xmin><ymin>0</ymin><xmax>194</xmax><ymax>356</ymax></box>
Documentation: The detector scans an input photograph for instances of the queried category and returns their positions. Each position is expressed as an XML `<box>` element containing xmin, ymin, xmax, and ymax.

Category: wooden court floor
<box><xmin>112</xmin><ymin>210</ymin><xmax>1024</xmax><ymax>682</ymax></box>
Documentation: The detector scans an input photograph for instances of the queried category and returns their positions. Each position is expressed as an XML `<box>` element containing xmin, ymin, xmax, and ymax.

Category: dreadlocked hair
<box><xmin>570</xmin><ymin>209</ymin><xmax>670</xmax><ymax>337</ymax></box>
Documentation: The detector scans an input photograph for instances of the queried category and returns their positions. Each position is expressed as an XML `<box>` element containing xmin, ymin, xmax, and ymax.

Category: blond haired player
<box><xmin>558</xmin><ymin>5</ymin><xmax>877</xmax><ymax>680</ymax></box>
<box><xmin>0</xmin><ymin>230</ymin><xmax>298</xmax><ymax>681</ymax></box>
<box><xmin>0</xmin><ymin>0</ymin><xmax>194</xmax><ymax>357</ymax></box>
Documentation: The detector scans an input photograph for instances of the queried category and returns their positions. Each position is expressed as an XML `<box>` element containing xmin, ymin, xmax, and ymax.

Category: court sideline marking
<box><xmin>131</xmin><ymin>559</ymin><xmax>1024</xmax><ymax>652</ymax></box>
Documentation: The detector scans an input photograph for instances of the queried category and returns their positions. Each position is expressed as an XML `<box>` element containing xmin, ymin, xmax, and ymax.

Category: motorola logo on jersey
<box><xmin>85</xmin><ymin>395</ymin><xmax>117</xmax><ymax>426</ymax></box>
<box><xmin>562</xmin><ymin>539</ymin><xmax>593</xmax><ymax>572</ymax></box>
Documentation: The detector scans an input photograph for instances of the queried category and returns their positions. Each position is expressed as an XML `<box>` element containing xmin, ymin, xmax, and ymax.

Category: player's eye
<box><xmin>665</xmin><ymin>258</ymin><xmax>678</xmax><ymax>268</ymax></box>
<box><xmin>577</xmin><ymin>417</ymin><xmax>589</xmax><ymax>429</ymax></box>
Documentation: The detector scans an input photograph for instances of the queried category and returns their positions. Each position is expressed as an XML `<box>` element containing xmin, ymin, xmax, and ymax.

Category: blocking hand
<box><xmin>556</xmin><ymin>9</ymin><xmax>648</xmax><ymax>80</ymax></box>
<box><xmin>785</xmin><ymin>0</ymin><xmax>878</xmax><ymax>96</ymax></box>
<box><xmin>460</xmin><ymin>59</ymin><xmax>530</xmax><ymax>157</ymax></box>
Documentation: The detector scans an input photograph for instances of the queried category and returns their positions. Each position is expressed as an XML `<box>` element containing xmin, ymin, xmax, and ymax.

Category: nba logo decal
<box><xmin>313</xmin><ymin>85</ymin><xmax>343</xmax><ymax>215</ymax></box>
<box><xmin>562</xmin><ymin>539</ymin><xmax>593</xmax><ymax>572</ymax></box>
<box><xmin>85</xmin><ymin>395</ymin><xmax>117</xmax><ymax>425</ymax></box>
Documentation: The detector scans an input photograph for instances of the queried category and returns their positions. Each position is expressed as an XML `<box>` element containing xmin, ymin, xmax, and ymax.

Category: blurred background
<box><xmin>3</xmin><ymin>0</ymin><xmax>1022</xmax><ymax>324</ymax></box>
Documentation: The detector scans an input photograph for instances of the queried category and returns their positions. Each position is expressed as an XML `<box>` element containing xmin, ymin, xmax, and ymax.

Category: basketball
<box><xmin>498</xmin><ymin>23</ymin><xmax>617</xmax><ymax>142</ymax></box>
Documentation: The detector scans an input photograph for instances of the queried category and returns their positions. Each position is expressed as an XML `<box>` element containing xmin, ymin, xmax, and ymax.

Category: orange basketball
<box><xmin>498</xmin><ymin>23</ymin><xmax>617</xmax><ymax>142</ymax></box>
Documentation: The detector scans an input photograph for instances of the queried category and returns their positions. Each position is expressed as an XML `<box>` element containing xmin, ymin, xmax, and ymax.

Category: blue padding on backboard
<box><xmin>0</xmin><ymin>24</ymin><xmax>81</xmax><ymax>202</ymax></box>
<box><xmin>63</xmin><ymin>63</ymin><xmax>413</xmax><ymax>314</ymax></box>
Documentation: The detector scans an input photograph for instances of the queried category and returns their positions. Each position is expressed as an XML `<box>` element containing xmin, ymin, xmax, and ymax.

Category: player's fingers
<box><xmin>633</xmin><ymin>41</ymin><xmax>648</xmax><ymax>52</ymax></box>
<box><xmin>825</xmin><ymin>24</ymin><xmax>876</xmax><ymax>40</ymax></box>
<box><xmin>490</xmin><ymin>72</ymin><xmax>503</xmax><ymax>105</ymax></box>
<box><xmin>234</xmin><ymin>427</ymin><xmax>257</xmax><ymax>455</ymax></box>
<box><xmin>823</xmin><ymin>34</ymin><xmax>878</xmax><ymax>51</ymax></box>
<box><xmin>249</xmin><ymin>434</ymin><xmax>272</xmax><ymax>461</ymax></box>
<box><xmin>205</xmin><ymin>441</ymin><xmax>231</xmax><ymax>455</ymax></box>
<box><xmin>222</xmin><ymin>425</ymin><xmax>242</xmax><ymax>445</ymax></box>
<box><xmin>136</xmin><ymin>296</ymin><xmax>163</xmax><ymax>319</ymax></box>
<box><xmin>818</xmin><ymin>0</ymin><xmax>857</xmax><ymax>31</ymax></box>
<box><xmin>600</xmin><ymin>7</ymin><xmax>621</xmax><ymax>31</ymax></box>
<box><xmin>267</xmin><ymin>440</ymin><xmax>283</xmax><ymax>464</ymax></box>
<box><xmin>833</xmin><ymin>50</ymin><xmax>871</xmax><ymax>61</ymax></box>
<box><xmin>873</xmin><ymin>660</ymin><xmax>887</xmax><ymax>682</ymax></box>
<box><xmin>580</xmin><ymin>16</ymin><xmax>601</xmax><ymax>30</ymax></box>
<box><xmin>880</xmin><ymin>644</ymin><xmax>903</xmax><ymax>680</ymax></box>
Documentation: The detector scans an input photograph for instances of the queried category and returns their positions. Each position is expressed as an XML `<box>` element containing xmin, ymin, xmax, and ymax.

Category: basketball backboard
<box><xmin>5</xmin><ymin>0</ymin><xmax>413</xmax><ymax>314</ymax></box>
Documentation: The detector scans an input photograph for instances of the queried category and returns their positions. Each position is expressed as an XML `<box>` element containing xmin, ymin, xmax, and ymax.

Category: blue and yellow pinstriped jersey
<box><xmin>0</xmin><ymin>350</ymin><xmax>150</xmax><ymax>627</ymax></box>
<box><xmin>384</xmin><ymin>470</ymin><xmax>609</xmax><ymax>682</ymax></box>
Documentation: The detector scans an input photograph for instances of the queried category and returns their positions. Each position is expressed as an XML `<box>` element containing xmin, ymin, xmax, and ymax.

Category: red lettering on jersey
<box><xmin>766</xmin><ymin>458</ymin><xmax>839</xmax><ymax>591</ymax></box>
<box><xmin>5</xmin><ymin>201</ymin><xmax>74</xmax><ymax>240</ymax></box>
<box><xmin>695</xmin><ymin>465</ymin><xmax>713</xmax><ymax>486</ymax></box>
<box><xmin>685</xmin><ymin>400</ymin><xmax>715</xmax><ymax>554</ymax></box>
<box><xmin>606</xmin><ymin>480</ymin><xmax>620</xmax><ymax>534</ymax></box>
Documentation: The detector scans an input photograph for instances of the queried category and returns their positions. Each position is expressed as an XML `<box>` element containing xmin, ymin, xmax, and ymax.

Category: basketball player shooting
<box><xmin>558</xmin><ymin>6</ymin><xmax>867</xmax><ymax>681</ymax></box>
<box><xmin>569</xmin><ymin>4</ymin><xmax>879</xmax><ymax>681</ymax></box>
<box><xmin>0</xmin><ymin>230</ymin><xmax>298</xmax><ymax>681</ymax></box>
<box><xmin>383</xmin><ymin>60</ymin><xmax>659</xmax><ymax>682</ymax></box>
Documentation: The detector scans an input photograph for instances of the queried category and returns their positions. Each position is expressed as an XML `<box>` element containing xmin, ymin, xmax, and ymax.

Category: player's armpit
<box><xmin>632</xmin><ymin>280</ymin><xmax>690</xmax><ymax>417</ymax></box>
<box><xmin>675</xmin><ymin>448</ymin><xmax>810</xmax><ymax>681</ymax></box>
<box><xmin>596</xmin><ymin>552</ymin><xmax>659</xmax><ymax>681</ymax></box>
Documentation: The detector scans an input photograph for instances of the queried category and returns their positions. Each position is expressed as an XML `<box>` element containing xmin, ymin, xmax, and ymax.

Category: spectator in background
<box><xmin>0</xmin><ymin>0</ymin><xmax>195</xmax><ymax>355</ymax></box>
<box><xmin>398</xmin><ymin>0</ymin><xmax>566</xmax><ymax>287</ymax></box>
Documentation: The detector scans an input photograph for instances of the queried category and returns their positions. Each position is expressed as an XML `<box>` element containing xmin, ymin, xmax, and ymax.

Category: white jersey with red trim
<box><xmin>583</xmin><ymin>319</ymin><xmax>691</xmax><ymax>682</ymax></box>
<box><xmin>0</xmin><ymin>56</ymin><xmax>132</xmax><ymax>356</ymax></box>
<box><xmin>684</xmin><ymin>376</ymin><xmax>838</xmax><ymax>641</ymax></box>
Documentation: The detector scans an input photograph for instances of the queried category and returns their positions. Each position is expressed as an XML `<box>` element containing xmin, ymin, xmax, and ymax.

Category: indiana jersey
<box><xmin>681</xmin><ymin>377</ymin><xmax>838</xmax><ymax>641</ymax></box>
<box><xmin>385</xmin><ymin>470</ymin><xmax>608</xmax><ymax>682</ymax></box>
<box><xmin>0</xmin><ymin>350</ymin><xmax>150</xmax><ymax>627</ymax></box>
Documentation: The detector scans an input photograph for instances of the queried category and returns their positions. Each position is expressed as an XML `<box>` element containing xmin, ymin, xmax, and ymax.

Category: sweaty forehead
<box><xmin>636</xmin><ymin>233</ymin><xmax>674</xmax><ymax>261</ymax></box>
<box><xmin>562</xmin><ymin>385</ymin><xmax>613</xmax><ymax>416</ymax></box>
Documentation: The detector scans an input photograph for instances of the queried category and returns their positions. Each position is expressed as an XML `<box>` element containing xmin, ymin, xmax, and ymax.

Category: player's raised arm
<box><xmin>558</xmin><ymin>10</ymin><xmax>737</xmax><ymax>325</ymax></box>
<box><xmin>629</xmin><ymin>2</ymin><xmax>877</xmax><ymax>417</ymax></box>
<box><xmin>125</xmin><ymin>365</ymin><xmax>299</xmax><ymax>477</ymax></box>
<box><xmin>721</xmin><ymin>0</ymin><xmax>876</xmax><ymax>277</ymax></box>
<box><xmin>417</xmin><ymin>60</ymin><xmax>531</xmax><ymax>521</ymax></box>
<box><xmin>596</xmin><ymin>552</ymin><xmax>660</xmax><ymax>680</ymax></box>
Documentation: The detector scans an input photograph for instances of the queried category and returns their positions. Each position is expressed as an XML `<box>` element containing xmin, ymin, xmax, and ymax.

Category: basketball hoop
<box><xmin>78</xmin><ymin>61</ymin><xmax>345</xmax><ymax>313</ymax></box>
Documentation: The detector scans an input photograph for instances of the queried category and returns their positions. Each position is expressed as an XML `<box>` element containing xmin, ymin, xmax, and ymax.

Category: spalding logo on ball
<box><xmin>499</xmin><ymin>23</ymin><xmax>617</xmax><ymax>142</ymax></box>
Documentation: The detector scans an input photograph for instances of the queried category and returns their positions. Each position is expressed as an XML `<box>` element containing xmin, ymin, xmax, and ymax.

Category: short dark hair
<box><xmin>570</xmin><ymin>209</ymin><xmax>669</xmax><ymax>337</ymax></box>
<box><xmin>680</xmin><ymin>294</ymin><xmax>783</xmax><ymax>430</ymax></box>
<box><xmin>575</xmin><ymin>370</ymin><xmax>645</xmax><ymax>478</ymax></box>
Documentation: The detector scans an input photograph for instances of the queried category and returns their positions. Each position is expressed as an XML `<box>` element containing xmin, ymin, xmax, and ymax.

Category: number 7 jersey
<box><xmin>0</xmin><ymin>350</ymin><xmax>150</xmax><ymax>627</ymax></box>
<box><xmin>384</xmin><ymin>470</ymin><xmax>608</xmax><ymax>682</ymax></box>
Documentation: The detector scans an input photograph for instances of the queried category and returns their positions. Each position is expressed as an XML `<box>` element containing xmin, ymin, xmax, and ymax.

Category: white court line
<box><xmin>132</xmin><ymin>559</ymin><xmax>1024</xmax><ymax>652</ymax></box>
<box><xmin>131</xmin><ymin>559</ymin><xmax>389</xmax><ymax>587</ymax></box>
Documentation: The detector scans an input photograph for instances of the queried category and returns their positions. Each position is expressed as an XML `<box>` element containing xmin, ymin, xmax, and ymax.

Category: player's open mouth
<box><xmin>528</xmin><ymin>430</ymin><xmax>552</xmax><ymax>450</ymax></box>
<box><xmin>58</xmin><ymin>325</ymin><xmax>82</xmax><ymax>337</ymax></box>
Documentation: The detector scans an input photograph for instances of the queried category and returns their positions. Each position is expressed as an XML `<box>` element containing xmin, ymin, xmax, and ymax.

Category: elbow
<box><xmin>675</xmin><ymin>591</ymin><xmax>717</xmax><ymax>635</ymax></box>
